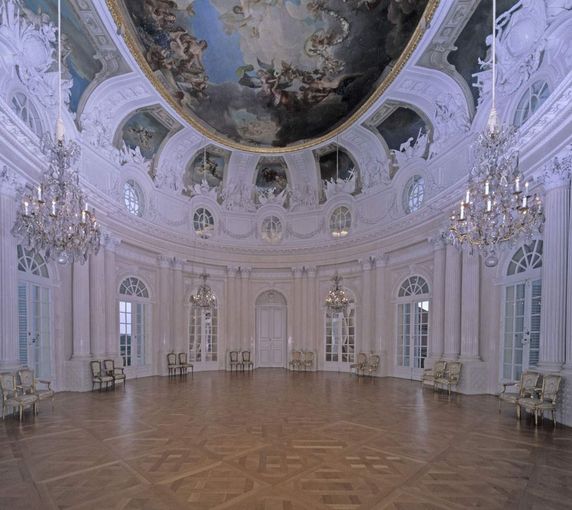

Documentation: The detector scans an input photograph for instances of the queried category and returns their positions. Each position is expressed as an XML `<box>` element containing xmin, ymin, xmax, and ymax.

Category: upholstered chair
<box><xmin>303</xmin><ymin>351</ymin><xmax>314</xmax><ymax>371</ymax></box>
<box><xmin>434</xmin><ymin>361</ymin><xmax>462</xmax><ymax>396</ymax></box>
<box><xmin>166</xmin><ymin>352</ymin><xmax>179</xmax><ymax>376</ymax></box>
<box><xmin>178</xmin><ymin>352</ymin><xmax>193</xmax><ymax>376</ymax></box>
<box><xmin>498</xmin><ymin>371</ymin><xmax>540</xmax><ymax>414</ymax></box>
<box><xmin>229</xmin><ymin>351</ymin><xmax>243</xmax><ymax>372</ymax></box>
<box><xmin>0</xmin><ymin>372</ymin><xmax>38</xmax><ymax>421</ymax></box>
<box><xmin>103</xmin><ymin>359</ymin><xmax>126</xmax><ymax>388</ymax></box>
<box><xmin>421</xmin><ymin>360</ymin><xmax>447</xmax><ymax>388</ymax></box>
<box><xmin>365</xmin><ymin>355</ymin><xmax>381</xmax><ymax>376</ymax></box>
<box><xmin>90</xmin><ymin>360</ymin><xmax>113</xmax><ymax>391</ymax></box>
<box><xmin>17</xmin><ymin>368</ymin><xmax>55</xmax><ymax>409</ymax></box>
<box><xmin>289</xmin><ymin>351</ymin><xmax>302</xmax><ymax>371</ymax></box>
<box><xmin>242</xmin><ymin>351</ymin><xmax>254</xmax><ymax>371</ymax></box>
<box><xmin>517</xmin><ymin>374</ymin><xmax>562</xmax><ymax>426</ymax></box>
<box><xmin>350</xmin><ymin>352</ymin><xmax>368</xmax><ymax>376</ymax></box>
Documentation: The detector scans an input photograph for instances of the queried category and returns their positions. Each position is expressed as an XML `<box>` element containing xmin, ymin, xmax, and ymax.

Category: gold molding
<box><xmin>106</xmin><ymin>0</ymin><xmax>440</xmax><ymax>154</ymax></box>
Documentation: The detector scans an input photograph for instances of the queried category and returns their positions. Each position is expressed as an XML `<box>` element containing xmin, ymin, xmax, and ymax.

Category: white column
<box><xmin>307</xmin><ymin>267</ymin><xmax>317</xmax><ymax>357</ymax></box>
<box><xmin>375</xmin><ymin>256</ymin><xmax>388</xmax><ymax>357</ymax></box>
<box><xmin>460</xmin><ymin>252</ymin><xmax>480</xmax><ymax>360</ymax></box>
<box><xmin>429</xmin><ymin>240</ymin><xmax>446</xmax><ymax>360</ymax></box>
<box><xmin>539</xmin><ymin>177</ymin><xmax>569</xmax><ymax>370</ymax></box>
<box><xmin>360</xmin><ymin>259</ymin><xmax>373</xmax><ymax>353</ymax></box>
<box><xmin>158</xmin><ymin>256</ymin><xmax>173</xmax><ymax>358</ymax></box>
<box><xmin>173</xmin><ymin>258</ymin><xmax>185</xmax><ymax>354</ymax></box>
<box><xmin>72</xmin><ymin>260</ymin><xmax>91</xmax><ymax>358</ymax></box>
<box><xmin>241</xmin><ymin>267</ymin><xmax>251</xmax><ymax>349</ymax></box>
<box><xmin>104</xmin><ymin>236</ymin><xmax>120</xmax><ymax>357</ymax></box>
<box><xmin>0</xmin><ymin>179</ymin><xmax>20</xmax><ymax>369</ymax></box>
<box><xmin>292</xmin><ymin>267</ymin><xmax>302</xmax><ymax>348</ymax></box>
<box><xmin>89</xmin><ymin>249</ymin><xmax>106</xmax><ymax>357</ymax></box>
<box><xmin>301</xmin><ymin>267</ymin><xmax>308</xmax><ymax>349</ymax></box>
<box><xmin>443</xmin><ymin>244</ymin><xmax>462</xmax><ymax>359</ymax></box>
<box><xmin>566</xmin><ymin>180</ymin><xmax>572</xmax><ymax>369</ymax></box>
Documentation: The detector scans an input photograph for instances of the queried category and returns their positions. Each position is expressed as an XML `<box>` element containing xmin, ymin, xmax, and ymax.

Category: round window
<box><xmin>403</xmin><ymin>175</ymin><xmax>425</xmax><ymax>214</ymax></box>
<box><xmin>123</xmin><ymin>179</ymin><xmax>143</xmax><ymax>217</ymax></box>
<box><xmin>261</xmin><ymin>216</ymin><xmax>283</xmax><ymax>243</ymax></box>
<box><xmin>193</xmin><ymin>207</ymin><xmax>215</xmax><ymax>239</ymax></box>
<box><xmin>330</xmin><ymin>206</ymin><xmax>351</xmax><ymax>238</ymax></box>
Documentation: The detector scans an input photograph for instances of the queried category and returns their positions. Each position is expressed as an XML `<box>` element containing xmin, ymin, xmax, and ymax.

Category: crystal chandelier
<box><xmin>191</xmin><ymin>271</ymin><xmax>216</xmax><ymax>308</ymax></box>
<box><xmin>325</xmin><ymin>273</ymin><xmax>349</xmax><ymax>313</ymax></box>
<box><xmin>11</xmin><ymin>0</ymin><xmax>101</xmax><ymax>265</ymax></box>
<box><xmin>448</xmin><ymin>0</ymin><xmax>543</xmax><ymax>267</ymax></box>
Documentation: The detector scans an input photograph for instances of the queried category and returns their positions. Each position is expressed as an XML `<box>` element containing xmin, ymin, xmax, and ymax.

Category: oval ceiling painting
<box><xmin>113</xmin><ymin>0</ymin><xmax>433</xmax><ymax>151</ymax></box>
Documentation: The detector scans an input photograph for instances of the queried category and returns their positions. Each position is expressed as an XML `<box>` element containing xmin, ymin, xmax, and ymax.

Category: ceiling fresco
<box><xmin>113</xmin><ymin>0</ymin><xmax>432</xmax><ymax>150</ymax></box>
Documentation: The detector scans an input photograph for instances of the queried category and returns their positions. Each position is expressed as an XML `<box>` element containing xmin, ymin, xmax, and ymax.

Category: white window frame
<box><xmin>329</xmin><ymin>206</ymin><xmax>351</xmax><ymax>238</ymax></box>
<box><xmin>189</xmin><ymin>303</ymin><xmax>218</xmax><ymax>366</ymax></box>
<box><xmin>193</xmin><ymin>207</ymin><xmax>215</xmax><ymax>239</ymax></box>
<box><xmin>123</xmin><ymin>179</ymin><xmax>144</xmax><ymax>217</ymax></box>
<box><xmin>403</xmin><ymin>175</ymin><xmax>425</xmax><ymax>214</ymax></box>
<box><xmin>118</xmin><ymin>277</ymin><xmax>150</xmax><ymax>370</ymax></box>
<box><xmin>324</xmin><ymin>291</ymin><xmax>356</xmax><ymax>371</ymax></box>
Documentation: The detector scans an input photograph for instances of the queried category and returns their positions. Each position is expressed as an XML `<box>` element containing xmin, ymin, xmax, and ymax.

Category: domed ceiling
<box><xmin>110</xmin><ymin>0</ymin><xmax>434</xmax><ymax>151</ymax></box>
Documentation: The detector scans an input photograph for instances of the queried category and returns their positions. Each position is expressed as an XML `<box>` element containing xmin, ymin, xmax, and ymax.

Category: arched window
<box><xmin>10</xmin><ymin>92</ymin><xmax>42</xmax><ymax>136</ymax></box>
<box><xmin>503</xmin><ymin>241</ymin><xmax>543</xmax><ymax>381</ymax></box>
<box><xmin>325</xmin><ymin>290</ymin><xmax>356</xmax><ymax>368</ymax></box>
<box><xmin>261</xmin><ymin>216</ymin><xmax>282</xmax><ymax>243</ymax></box>
<box><xmin>403</xmin><ymin>175</ymin><xmax>425</xmax><ymax>214</ymax></box>
<box><xmin>189</xmin><ymin>301</ymin><xmax>218</xmax><ymax>364</ymax></box>
<box><xmin>17</xmin><ymin>245</ymin><xmax>52</xmax><ymax>378</ymax></box>
<box><xmin>193</xmin><ymin>207</ymin><xmax>215</xmax><ymax>239</ymax></box>
<box><xmin>118</xmin><ymin>277</ymin><xmax>149</xmax><ymax>367</ymax></box>
<box><xmin>17</xmin><ymin>245</ymin><xmax>49</xmax><ymax>278</ymax></box>
<box><xmin>514</xmin><ymin>81</ymin><xmax>550</xmax><ymax>127</ymax></box>
<box><xmin>123</xmin><ymin>179</ymin><xmax>144</xmax><ymax>217</ymax></box>
<box><xmin>330</xmin><ymin>206</ymin><xmax>351</xmax><ymax>238</ymax></box>
<box><xmin>396</xmin><ymin>276</ymin><xmax>430</xmax><ymax>369</ymax></box>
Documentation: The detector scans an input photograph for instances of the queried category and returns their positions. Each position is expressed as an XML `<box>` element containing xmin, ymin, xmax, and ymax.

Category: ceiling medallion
<box><xmin>107</xmin><ymin>0</ymin><xmax>438</xmax><ymax>153</ymax></box>
<box><xmin>448</xmin><ymin>0</ymin><xmax>543</xmax><ymax>267</ymax></box>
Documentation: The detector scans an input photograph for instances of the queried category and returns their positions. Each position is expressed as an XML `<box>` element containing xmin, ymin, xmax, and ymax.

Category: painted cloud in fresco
<box><xmin>255</xmin><ymin>159</ymin><xmax>288</xmax><ymax>196</ymax></box>
<box><xmin>121</xmin><ymin>0</ymin><xmax>427</xmax><ymax>148</ymax></box>
<box><xmin>121</xmin><ymin>111</ymin><xmax>171</xmax><ymax>160</ymax></box>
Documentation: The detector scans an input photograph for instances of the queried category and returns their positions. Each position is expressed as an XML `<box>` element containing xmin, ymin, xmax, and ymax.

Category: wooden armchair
<box><xmin>166</xmin><ymin>352</ymin><xmax>179</xmax><ymax>377</ymax></box>
<box><xmin>517</xmin><ymin>374</ymin><xmax>562</xmax><ymax>426</ymax></box>
<box><xmin>434</xmin><ymin>361</ymin><xmax>462</xmax><ymax>396</ymax></box>
<box><xmin>289</xmin><ymin>351</ymin><xmax>302</xmax><ymax>371</ymax></box>
<box><xmin>364</xmin><ymin>354</ymin><xmax>380</xmax><ymax>376</ymax></box>
<box><xmin>17</xmin><ymin>368</ymin><xmax>55</xmax><ymax>409</ymax></box>
<box><xmin>498</xmin><ymin>371</ymin><xmax>540</xmax><ymax>414</ymax></box>
<box><xmin>90</xmin><ymin>360</ymin><xmax>113</xmax><ymax>391</ymax></box>
<box><xmin>350</xmin><ymin>352</ymin><xmax>368</xmax><ymax>376</ymax></box>
<box><xmin>242</xmin><ymin>351</ymin><xmax>254</xmax><ymax>371</ymax></box>
<box><xmin>103</xmin><ymin>359</ymin><xmax>126</xmax><ymax>388</ymax></box>
<box><xmin>229</xmin><ymin>351</ymin><xmax>243</xmax><ymax>372</ymax></box>
<box><xmin>303</xmin><ymin>351</ymin><xmax>314</xmax><ymax>371</ymax></box>
<box><xmin>178</xmin><ymin>352</ymin><xmax>193</xmax><ymax>376</ymax></box>
<box><xmin>421</xmin><ymin>360</ymin><xmax>447</xmax><ymax>388</ymax></box>
<box><xmin>1</xmin><ymin>372</ymin><xmax>38</xmax><ymax>420</ymax></box>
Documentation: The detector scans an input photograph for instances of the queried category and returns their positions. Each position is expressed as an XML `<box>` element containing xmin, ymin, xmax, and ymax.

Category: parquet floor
<box><xmin>2</xmin><ymin>370</ymin><xmax>572</xmax><ymax>510</ymax></box>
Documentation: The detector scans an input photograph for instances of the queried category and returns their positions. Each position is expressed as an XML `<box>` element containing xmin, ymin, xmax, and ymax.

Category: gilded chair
<box><xmin>17</xmin><ymin>368</ymin><xmax>55</xmax><ymax>409</ymax></box>
<box><xmin>434</xmin><ymin>361</ymin><xmax>462</xmax><ymax>396</ymax></box>
<box><xmin>103</xmin><ymin>359</ymin><xmax>126</xmax><ymax>388</ymax></box>
<box><xmin>90</xmin><ymin>360</ymin><xmax>113</xmax><ymax>391</ymax></box>
<box><xmin>178</xmin><ymin>352</ymin><xmax>193</xmax><ymax>376</ymax></box>
<box><xmin>289</xmin><ymin>351</ymin><xmax>302</xmax><ymax>371</ymax></box>
<box><xmin>166</xmin><ymin>352</ymin><xmax>179</xmax><ymax>377</ymax></box>
<box><xmin>364</xmin><ymin>355</ymin><xmax>380</xmax><ymax>376</ymax></box>
<box><xmin>303</xmin><ymin>351</ymin><xmax>314</xmax><ymax>371</ymax></box>
<box><xmin>229</xmin><ymin>351</ymin><xmax>243</xmax><ymax>372</ymax></box>
<box><xmin>421</xmin><ymin>360</ymin><xmax>447</xmax><ymax>388</ymax></box>
<box><xmin>350</xmin><ymin>352</ymin><xmax>368</xmax><ymax>376</ymax></box>
<box><xmin>0</xmin><ymin>372</ymin><xmax>38</xmax><ymax>421</ymax></box>
<box><xmin>498</xmin><ymin>371</ymin><xmax>540</xmax><ymax>414</ymax></box>
<box><xmin>517</xmin><ymin>374</ymin><xmax>562</xmax><ymax>426</ymax></box>
<box><xmin>242</xmin><ymin>351</ymin><xmax>254</xmax><ymax>372</ymax></box>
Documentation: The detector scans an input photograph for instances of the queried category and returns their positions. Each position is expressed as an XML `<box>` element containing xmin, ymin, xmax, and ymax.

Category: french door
<box><xmin>18</xmin><ymin>282</ymin><xmax>51</xmax><ymax>379</ymax></box>
<box><xmin>325</xmin><ymin>308</ymin><xmax>356</xmax><ymax>371</ymax></box>
<box><xmin>119</xmin><ymin>301</ymin><xmax>146</xmax><ymax>367</ymax></box>
<box><xmin>503</xmin><ymin>279</ymin><xmax>541</xmax><ymax>381</ymax></box>
<box><xmin>256</xmin><ymin>305</ymin><xmax>286</xmax><ymax>367</ymax></box>
<box><xmin>189</xmin><ymin>306</ymin><xmax>218</xmax><ymax>365</ymax></box>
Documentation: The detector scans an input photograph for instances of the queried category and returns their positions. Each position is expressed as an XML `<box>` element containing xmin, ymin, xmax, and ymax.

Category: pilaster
<box><xmin>443</xmin><ymin>244</ymin><xmax>462</xmax><ymax>359</ymax></box>
<box><xmin>460</xmin><ymin>251</ymin><xmax>480</xmax><ymax>360</ymax></box>
<box><xmin>89</xmin><ymin>249</ymin><xmax>106</xmax><ymax>357</ymax></box>
<box><xmin>429</xmin><ymin>239</ymin><xmax>446</xmax><ymax>363</ymax></box>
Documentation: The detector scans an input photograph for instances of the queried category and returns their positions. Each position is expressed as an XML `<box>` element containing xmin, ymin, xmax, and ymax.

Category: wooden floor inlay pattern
<box><xmin>1</xmin><ymin>370</ymin><xmax>572</xmax><ymax>509</ymax></box>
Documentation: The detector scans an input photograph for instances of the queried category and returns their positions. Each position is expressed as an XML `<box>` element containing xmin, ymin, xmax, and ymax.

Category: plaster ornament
<box><xmin>81</xmin><ymin>106</ymin><xmax>113</xmax><ymax>150</ymax></box>
<box><xmin>221</xmin><ymin>181</ymin><xmax>256</xmax><ymax>211</ymax></box>
<box><xmin>256</xmin><ymin>186</ymin><xmax>287</xmax><ymax>208</ymax></box>
<box><xmin>188</xmin><ymin>178</ymin><xmax>219</xmax><ymax>200</ymax></box>
<box><xmin>288</xmin><ymin>182</ymin><xmax>318</xmax><ymax>211</ymax></box>
<box><xmin>324</xmin><ymin>169</ymin><xmax>356</xmax><ymax>200</ymax></box>
<box><xmin>390</xmin><ymin>129</ymin><xmax>429</xmax><ymax>169</ymax></box>
<box><xmin>432</xmin><ymin>92</ymin><xmax>470</xmax><ymax>156</ymax></box>
<box><xmin>113</xmin><ymin>142</ymin><xmax>151</xmax><ymax>173</ymax></box>
<box><xmin>359</xmin><ymin>157</ymin><xmax>385</xmax><ymax>193</ymax></box>
<box><xmin>473</xmin><ymin>0</ymin><xmax>565</xmax><ymax>102</ymax></box>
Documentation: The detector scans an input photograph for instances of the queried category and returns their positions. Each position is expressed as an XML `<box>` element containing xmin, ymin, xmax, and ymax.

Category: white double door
<box><xmin>18</xmin><ymin>282</ymin><xmax>51</xmax><ymax>379</ymax></box>
<box><xmin>503</xmin><ymin>279</ymin><xmax>541</xmax><ymax>381</ymax></box>
<box><xmin>256</xmin><ymin>305</ymin><xmax>286</xmax><ymax>367</ymax></box>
